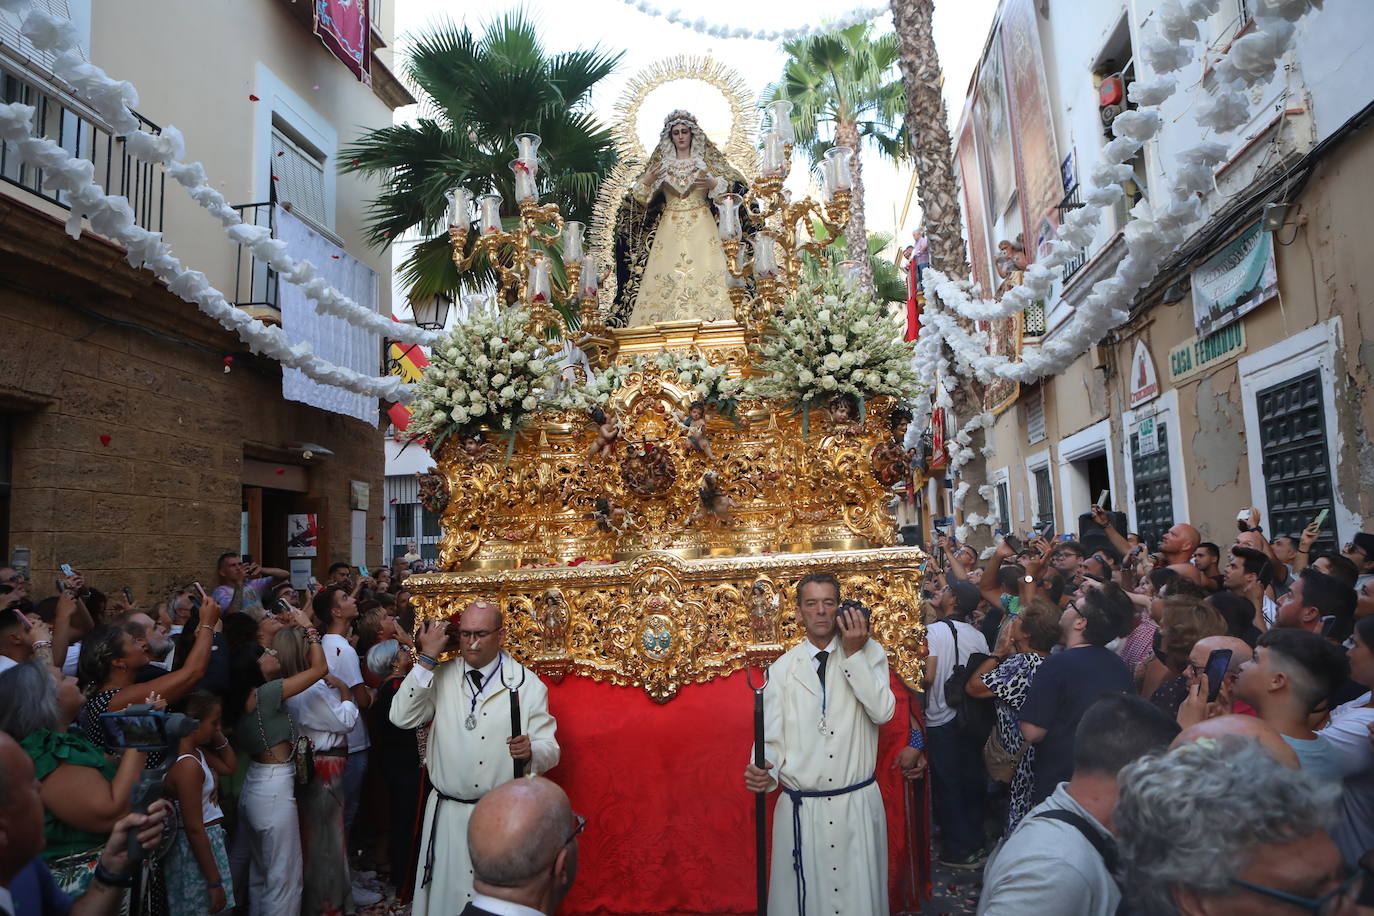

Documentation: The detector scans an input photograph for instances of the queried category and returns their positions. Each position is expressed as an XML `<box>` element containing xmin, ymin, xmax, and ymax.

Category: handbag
<box><xmin>983</xmin><ymin>725</ymin><xmax>1029</xmax><ymax>783</ymax></box>
<box><xmin>253</xmin><ymin>685</ymin><xmax>314</xmax><ymax>786</ymax></box>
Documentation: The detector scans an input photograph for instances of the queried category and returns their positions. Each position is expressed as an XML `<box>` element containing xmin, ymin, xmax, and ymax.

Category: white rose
<box><xmin>817</xmin><ymin>309</ymin><xmax>832</xmax><ymax>324</ymax></box>
<box><xmin>511</xmin><ymin>350</ymin><xmax>527</xmax><ymax>365</ymax></box>
<box><xmin>491</xmin><ymin>373</ymin><xmax>508</xmax><ymax>388</ymax></box>
<box><xmin>839</xmin><ymin>353</ymin><xmax>856</xmax><ymax>368</ymax></box>
<box><xmin>822</xmin><ymin>353</ymin><xmax>841</xmax><ymax>371</ymax></box>
<box><xmin>819</xmin><ymin>375</ymin><xmax>837</xmax><ymax>390</ymax></box>
<box><xmin>500</xmin><ymin>385</ymin><xmax>516</xmax><ymax>400</ymax></box>
<box><xmin>886</xmin><ymin>370</ymin><xmax>901</xmax><ymax>387</ymax></box>
<box><xmin>470</xmin><ymin>401</ymin><xmax>487</xmax><ymax>417</ymax></box>
<box><xmin>798</xmin><ymin>368</ymin><xmax>814</xmax><ymax>385</ymax></box>
<box><xmin>830</xmin><ymin>333</ymin><xmax>847</xmax><ymax>349</ymax></box>
<box><xmin>521</xmin><ymin>396</ymin><xmax>538</xmax><ymax>410</ymax></box>
<box><xmin>852</xmin><ymin>319</ymin><xmax>870</xmax><ymax>334</ymax></box>
<box><xmin>452</xmin><ymin>407</ymin><xmax>470</xmax><ymax>424</ymax></box>
<box><xmin>433</xmin><ymin>386</ymin><xmax>449</xmax><ymax>401</ymax></box>
<box><xmin>445</xmin><ymin>347</ymin><xmax>460</xmax><ymax>361</ymax></box>
<box><xmin>476</xmin><ymin>355</ymin><xmax>491</xmax><ymax>369</ymax></box>
<box><xmin>433</xmin><ymin>409</ymin><xmax>448</xmax><ymax>423</ymax></box>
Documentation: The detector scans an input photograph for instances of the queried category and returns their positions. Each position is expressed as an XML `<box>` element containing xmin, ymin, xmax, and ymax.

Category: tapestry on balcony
<box><xmin>313</xmin><ymin>0</ymin><xmax>371</xmax><ymax>86</ymax></box>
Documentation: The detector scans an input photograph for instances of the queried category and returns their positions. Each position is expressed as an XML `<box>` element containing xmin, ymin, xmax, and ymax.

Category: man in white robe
<box><xmin>745</xmin><ymin>573</ymin><xmax>896</xmax><ymax>916</ymax></box>
<box><xmin>390</xmin><ymin>599</ymin><xmax>560</xmax><ymax>915</ymax></box>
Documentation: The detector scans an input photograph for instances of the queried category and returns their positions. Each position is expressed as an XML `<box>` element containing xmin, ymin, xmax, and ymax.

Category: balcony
<box><xmin>0</xmin><ymin>55</ymin><xmax>165</xmax><ymax>236</ymax></box>
<box><xmin>231</xmin><ymin>201</ymin><xmax>280</xmax><ymax>320</ymax></box>
<box><xmin>1055</xmin><ymin>184</ymin><xmax>1087</xmax><ymax>282</ymax></box>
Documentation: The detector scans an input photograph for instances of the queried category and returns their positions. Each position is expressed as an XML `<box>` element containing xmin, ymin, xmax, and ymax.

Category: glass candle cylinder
<box><xmin>761</xmin><ymin>129</ymin><xmax>786</xmax><ymax>176</ymax></box>
<box><xmin>563</xmin><ymin>221</ymin><xmax>585</xmax><ymax>264</ymax></box>
<box><xmin>510</xmin><ymin>159</ymin><xmax>538</xmax><ymax>205</ymax></box>
<box><xmin>446</xmin><ymin>187</ymin><xmax>473</xmax><ymax>227</ymax></box>
<box><xmin>752</xmin><ymin>233</ymin><xmax>779</xmax><ymax>279</ymax></box>
<box><xmin>836</xmin><ymin>259</ymin><xmax>862</xmax><ymax>290</ymax></box>
<box><xmin>528</xmin><ymin>253</ymin><xmax>552</xmax><ymax>304</ymax></box>
<box><xmin>515</xmin><ymin>133</ymin><xmax>542</xmax><ymax>166</ymax></box>
<box><xmin>478</xmin><ymin>194</ymin><xmax>503</xmax><ymax>234</ymax></box>
<box><xmin>766</xmin><ymin>99</ymin><xmax>795</xmax><ymax>145</ymax></box>
<box><xmin>717</xmin><ymin>193</ymin><xmax>742</xmax><ymax>240</ymax></box>
<box><xmin>578</xmin><ymin>254</ymin><xmax>599</xmax><ymax>300</ymax></box>
<box><xmin>825</xmin><ymin>146</ymin><xmax>854</xmax><ymax>191</ymax></box>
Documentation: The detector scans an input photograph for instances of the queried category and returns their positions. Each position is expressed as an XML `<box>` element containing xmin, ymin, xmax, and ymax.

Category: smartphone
<box><xmin>1321</xmin><ymin>615</ymin><xmax>1336</xmax><ymax>638</ymax></box>
<box><xmin>60</xmin><ymin>563</ymin><xmax>74</xmax><ymax>577</ymax></box>
<box><xmin>1203</xmin><ymin>648</ymin><xmax>1233</xmax><ymax>703</ymax></box>
<box><xmin>1003</xmin><ymin>533</ymin><xmax>1022</xmax><ymax>552</ymax></box>
<box><xmin>1312</xmin><ymin>508</ymin><xmax>1329</xmax><ymax>529</ymax></box>
<box><xmin>98</xmin><ymin>710</ymin><xmax>170</xmax><ymax>750</ymax></box>
<box><xmin>359</xmin><ymin>565</ymin><xmax>370</xmax><ymax>578</ymax></box>
<box><xmin>1037</xmin><ymin>520</ymin><xmax>1055</xmax><ymax>538</ymax></box>
<box><xmin>1096</xmin><ymin>490</ymin><xmax>1109</xmax><ymax>510</ymax></box>
<box><xmin>242</xmin><ymin>553</ymin><xmax>253</xmax><ymax>565</ymax></box>
<box><xmin>121</xmin><ymin>587</ymin><xmax>135</xmax><ymax>605</ymax></box>
<box><xmin>1060</xmin><ymin>533</ymin><xmax>1073</xmax><ymax>542</ymax></box>
<box><xmin>191</xmin><ymin>581</ymin><xmax>208</xmax><ymax>605</ymax></box>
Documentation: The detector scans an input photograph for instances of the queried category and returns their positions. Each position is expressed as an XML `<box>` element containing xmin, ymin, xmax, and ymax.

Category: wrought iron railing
<box><xmin>0</xmin><ymin>58</ymin><xmax>164</xmax><ymax>233</ymax></box>
<box><xmin>230</xmin><ymin>202</ymin><xmax>279</xmax><ymax>309</ymax></box>
<box><xmin>1055</xmin><ymin>183</ymin><xmax>1087</xmax><ymax>282</ymax></box>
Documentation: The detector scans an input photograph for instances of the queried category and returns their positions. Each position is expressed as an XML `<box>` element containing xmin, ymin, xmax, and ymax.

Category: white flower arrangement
<box><xmin>751</xmin><ymin>276</ymin><xmax>920</xmax><ymax>421</ymax></box>
<box><xmin>653</xmin><ymin>350</ymin><xmax>753</xmax><ymax>416</ymax></box>
<box><xmin>406</xmin><ymin>308</ymin><xmax>557</xmax><ymax>450</ymax></box>
<box><xmin>554</xmin><ymin>360</ymin><xmax>639</xmax><ymax>412</ymax></box>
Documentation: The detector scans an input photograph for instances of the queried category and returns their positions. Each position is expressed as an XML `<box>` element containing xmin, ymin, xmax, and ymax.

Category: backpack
<box><xmin>940</xmin><ymin>619</ymin><xmax>996</xmax><ymax>743</ymax></box>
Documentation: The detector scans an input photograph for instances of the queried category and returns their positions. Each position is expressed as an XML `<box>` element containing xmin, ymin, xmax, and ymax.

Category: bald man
<box><xmin>1170</xmin><ymin>715</ymin><xmax>1301</xmax><ymax>769</ymax></box>
<box><xmin>462</xmin><ymin>777</ymin><xmax>580</xmax><ymax>916</ymax></box>
<box><xmin>391</xmin><ymin>600</ymin><xmax>560</xmax><ymax>915</ymax></box>
<box><xmin>1175</xmin><ymin>636</ymin><xmax>1255</xmax><ymax>728</ymax></box>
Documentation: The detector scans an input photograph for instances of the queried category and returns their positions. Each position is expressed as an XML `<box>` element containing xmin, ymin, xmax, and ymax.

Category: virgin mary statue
<box><xmin>611</xmin><ymin>110</ymin><xmax>753</xmax><ymax>328</ymax></box>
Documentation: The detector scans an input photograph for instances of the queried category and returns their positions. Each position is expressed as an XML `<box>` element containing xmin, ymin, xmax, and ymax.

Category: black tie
<box><xmin>815</xmin><ymin>650</ymin><xmax>829</xmax><ymax>685</ymax></box>
<box><xmin>467</xmin><ymin>669</ymin><xmax>484</xmax><ymax>693</ymax></box>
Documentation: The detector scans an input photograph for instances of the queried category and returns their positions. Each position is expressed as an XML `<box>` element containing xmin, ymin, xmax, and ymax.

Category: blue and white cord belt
<box><xmin>781</xmin><ymin>774</ymin><xmax>876</xmax><ymax>915</ymax></box>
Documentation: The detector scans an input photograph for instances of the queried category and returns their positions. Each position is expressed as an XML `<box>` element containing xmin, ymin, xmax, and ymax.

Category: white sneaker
<box><xmin>351</xmin><ymin>884</ymin><xmax>384</xmax><ymax>907</ymax></box>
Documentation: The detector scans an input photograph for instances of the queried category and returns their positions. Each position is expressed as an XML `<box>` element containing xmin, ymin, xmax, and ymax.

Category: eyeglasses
<box><xmin>564</xmin><ymin>813</ymin><xmax>587</xmax><ymax>848</ymax></box>
<box><xmin>2</xmin><ymin>573</ymin><xmax>23</xmax><ymax>583</ymax></box>
<box><xmin>1231</xmin><ymin>865</ymin><xmax>1366</xmax><ymax>914</ymax></box>
<box><xmin>456</xmin><ymin>628</ymin><xmax>502</xmax><ymax>642</ymax></box>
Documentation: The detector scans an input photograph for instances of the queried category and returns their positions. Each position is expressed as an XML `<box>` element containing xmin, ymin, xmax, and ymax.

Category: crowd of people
<box><xmin>918</xmin><ymin>508</ymin><xmax>1374</xmax><ymax>913</ymax></box>
<box><xmin>1</xmin><ymin>506</ymin><xmax>1372</xmax><ymax>916</ymax></box>
<box><xmin>0</xmin><ymin>554</ymin><xmax>427</xmax><ymax>915</ymax></box>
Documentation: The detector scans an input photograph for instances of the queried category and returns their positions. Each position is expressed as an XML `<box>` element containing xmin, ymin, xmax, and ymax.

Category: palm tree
<box><xmin>764</xmin><ymin>24</ymin><xmax>907</xmax><ymax>295</ymax></box>
<box><xmin>800</xmin><ymin>226</ymin><xmax>908</xmax><ymax>305</ymax></box>
<box><xmin>890</xmin><ymin>0</ymin><xmax>991</xmax><ymax>541</ymax></box>
<box><xmin>341</xmin><ymin>12</ymin><xmax>622</xmax><ymax>307</ymax></box>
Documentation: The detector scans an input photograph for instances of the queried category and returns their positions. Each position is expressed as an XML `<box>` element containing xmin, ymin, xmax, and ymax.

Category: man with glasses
<box><xmin>1116</xmin><ymin>735</ymin><xmax>1366</xmax><ymax>915</ymax></box>
<box><xmin>1342</xmin><ymin>532</ymin><xmax>1374</xmax><ymax>590</ymax></box>
<box><xmin>391</xmin><ymin>599</ymin><xmax>561</xmax><ymax>916</ymax></box>
<box><xmin>462</xmin><ymin>776</ymin><xmax>581</xmax><ymax>916</ymax></box>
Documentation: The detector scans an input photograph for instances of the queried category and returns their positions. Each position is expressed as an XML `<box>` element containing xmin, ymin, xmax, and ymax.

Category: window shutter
<box><xmin>1026</xmin><ymin>390</ymin><xmax>1046</xmax><ymax>444</ymax></box>
<box><xmin>271</xmin><ymin>127</ymin><xmax>327</xmax><ymax>227</ymax></box>
<box><xmin>0</xmin><ymin>0</ymin><xmax>78</xmax><ymax>74</ymax></box>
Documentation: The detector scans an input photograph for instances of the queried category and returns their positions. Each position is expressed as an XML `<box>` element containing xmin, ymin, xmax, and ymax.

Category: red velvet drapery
<box><xmin>543</xmin><ymin>669</ymin><xmax>930</xmax><ymax>915</ymax></box>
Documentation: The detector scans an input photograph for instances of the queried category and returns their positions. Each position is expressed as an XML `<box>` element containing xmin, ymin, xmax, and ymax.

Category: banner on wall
<box><xmin>314</xmin><ymin>0</ymin><xmax>372</xmax><ymax>86</ymax></box>
<box><xmin>287</xmin><ymin>513</ymin><xmax>319</xmax><ymax>558</ymax></box>
<box><xmin>1001</xmin><ymin>0</ymin><xmax>1062</xmax><ymax>255</ymax></box>
<box><xmin>1192</xmin><ymin>220</ymin><xmax>1277</xmax><ymax>336</ymax></box>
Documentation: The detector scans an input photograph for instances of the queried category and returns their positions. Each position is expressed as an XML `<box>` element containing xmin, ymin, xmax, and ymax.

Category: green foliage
<box><xmin>801</xmin><ymin>226</ymin><xmax>908</xmax><ymax>304</ymax></box>
<box><xmin>762</xmin><ymin>24</ymin><xmax>908</xmax><ymax>168</ymax></box>
<box><xmin>341</xmin><ymin>11</ymin><xmax>621</xmax><ymax>301</ymax></box>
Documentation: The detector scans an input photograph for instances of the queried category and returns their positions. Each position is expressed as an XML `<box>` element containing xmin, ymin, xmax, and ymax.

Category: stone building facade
<box><xmin>0</xmin><ymin>0</ymin><xmax>413</xmax><ymax>598</ymax></box>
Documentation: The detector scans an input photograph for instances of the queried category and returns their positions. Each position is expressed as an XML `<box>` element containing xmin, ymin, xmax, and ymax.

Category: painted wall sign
<box><xmin>1168</xmin><ymin>321</ymin><xmax>1248</xmax><ymax>383</ymax></box>
<box><xmin>1128</xmin><ymin>339</ymin><xmax>1160</xmax><ymax>408</ymax></box>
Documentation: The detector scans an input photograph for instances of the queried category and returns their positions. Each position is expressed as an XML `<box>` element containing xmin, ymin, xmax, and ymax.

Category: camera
<box><xmin>100</xmin><ymin>705</ymin><xmax>200</xmax><ymax>862</ymax></box>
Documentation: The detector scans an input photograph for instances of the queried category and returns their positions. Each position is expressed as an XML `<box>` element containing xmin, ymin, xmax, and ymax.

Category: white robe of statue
<box><xmin>752</xmin><ymin>636</ymin><xmax>895</xmax><ymax>916</ymax></box>
<box><xmin>389</xmin><ymin>653</ymin><xmax>560</xmax><ymax>915</ymax></box>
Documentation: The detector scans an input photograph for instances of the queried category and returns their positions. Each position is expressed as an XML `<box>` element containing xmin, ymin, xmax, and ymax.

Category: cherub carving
<box><xmin>588</xmin><ymin>406</ymin><xmax>621</xmax><ymax>460</ymax></box>
<box><xmin>674</xmin><ymin>400</ymin><xmax>714</xmax><ymax>459</ymax></box>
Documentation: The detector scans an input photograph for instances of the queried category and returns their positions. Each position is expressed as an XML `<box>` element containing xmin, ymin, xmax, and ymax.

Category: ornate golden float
<box><xmin>406</xmin><ymin>58</ymin><xmax>928</xmax><ymax>701</ymax></box>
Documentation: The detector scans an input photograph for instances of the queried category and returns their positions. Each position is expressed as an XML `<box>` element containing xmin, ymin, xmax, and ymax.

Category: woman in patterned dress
<box><xmin>966</xmin><ymin>599</ymin><xmax>1061</xmax><ymax>833</ymax></box>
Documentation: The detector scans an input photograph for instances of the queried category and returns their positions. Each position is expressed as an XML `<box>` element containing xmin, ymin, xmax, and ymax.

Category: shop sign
<box><xmin>1192</xmin><ymin>220</ymin><xmax>1277</xmax><ymax>336</ymax></box>
<box><xmin>1168</xmin><ymin>322</ymin><xmax>1247</xmax><ymax>383</ymax></box>
<box><xmin>1128</xmin><ymin>339</ymin><xmax>1159</xmax><ymax>408</ymax></box>
<box><xmin>1136</xmin><ymin>415</ymin><xmax>1159</xmax><ymax>456</ymax></box>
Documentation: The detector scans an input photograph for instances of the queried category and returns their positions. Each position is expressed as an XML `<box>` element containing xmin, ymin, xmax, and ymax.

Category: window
<box><xmin>1033</xmin><ymin>466</ymin><xmax>1054</xmax><ymax>527</ymax></box>
<box><xmin>0</xmin><ymin>0</ymin><xmax>74</xmax><ymax>73</ymax></box>
<box><xmin>1255</xmin><ymin>370</ymin><xmax>1336</xmax><ymax>552</ymax></box>
<box><xmin>1025</xmin><ymin>390</ymin><xmax>1046</xmax><ymax>444</ymax></box>
<box><xmin>392</xmin><ymin>507</ymin><xmax>414</xmax><ymax>540</ymax></box>
<box><xmin>420</xmin><ymin>508</ymin><xmax>441</xmax><ymax>539</ymax></box>
<box><xmin>1130</xmin><ymin>421</ymin><xmax>1173</xmax><ymax>551</ymax></box>
<box><xmin>271</xmin><ymin>124</ymin><xmax>327</xmax><ymax>226</ymax></box>
<box><xmin>995</xmin><ymin>481</ymin><xmax>1011</xmax><ymax>534</ymax></box>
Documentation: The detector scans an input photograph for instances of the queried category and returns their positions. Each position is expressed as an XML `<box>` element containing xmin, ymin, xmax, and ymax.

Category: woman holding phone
<box><xmin>76</xmin><ymin>585</ymin><xmax>222</xmax><ymax>765</ymax></box>
<box><xmin>233</xmin><ymin>607</ymin><xmax>328</xmax><ymax>916</ymax></box>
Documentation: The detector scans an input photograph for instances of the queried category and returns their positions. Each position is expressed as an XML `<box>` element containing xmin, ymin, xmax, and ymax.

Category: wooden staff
<box><xmin>504</xmin><ymin>661</ymin><xmax>528</xmax><ymax>778</ymax></box>
<box><xmin>747</xmin><ymin>665</ymin><xmax>769</xmax><ymax>915</ymax></box>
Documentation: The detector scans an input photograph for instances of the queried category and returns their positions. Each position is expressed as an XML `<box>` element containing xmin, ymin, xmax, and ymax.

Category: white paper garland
<box><xmin>614</xmin><ymin>0</ymin><xmax>889</xmax><ymax>41</ymax></box>
<box><xmin>13</xmin><ymin>2</ymin><xmax>439</xmax><ymax>352</ymax></box>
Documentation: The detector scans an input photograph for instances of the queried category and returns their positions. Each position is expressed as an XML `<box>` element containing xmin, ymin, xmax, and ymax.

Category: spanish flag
<box><xmin>386</xmin><ymin>323</ymin><xmax>429</xmax><ymax>432</ymax></box>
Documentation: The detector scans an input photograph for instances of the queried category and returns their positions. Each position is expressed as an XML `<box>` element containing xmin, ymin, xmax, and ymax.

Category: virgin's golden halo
<box><xmin>589</xmin><ymin>55</ymin><xmax>760</xmax><ymax>310</ymax></box>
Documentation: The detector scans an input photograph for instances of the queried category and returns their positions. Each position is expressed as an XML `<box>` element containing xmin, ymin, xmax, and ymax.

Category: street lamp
<box><xmin>410</xmin><ymin>292</ymin><xmax>453</xmax><ymax>331</ymax></box>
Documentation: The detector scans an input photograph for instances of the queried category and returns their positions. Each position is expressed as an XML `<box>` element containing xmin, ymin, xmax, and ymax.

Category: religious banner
<box><xmin>955</xmin><ymin>114</ymin><xmax>993</xmax><ymax>296</ymax></box>
<box><xmin>1128</xmin><ymin>339</ymin><xmax>1160</xmax><ymax>408</ymax></box>
<box><xmin>1001</xmin><ymin>0</ymin><xmax>1062</xmax><ymax>255</ymax></box>
<box><xmin>313</xmin><ymin>0</ymin><xmax>371</xmax><ymax>87</ymax></box>
<box><xmin>1192</xmin><ymin>220</ymin><xmax>1277</xmax><ymax>336</ymax></box>
<box><xmin>980</xmin><ymin>312</ymin><xmax>1023</xmax><ymax>416</ymax></box>
<box><xmin>972</xmin><ymin>34</ymin><xmax>1016</xmax><ymax>222</ymax></box>
<box><xmin>385</xmin><ymin>324</ymin><xmax>430</xmax><ymax>432</ymax></box>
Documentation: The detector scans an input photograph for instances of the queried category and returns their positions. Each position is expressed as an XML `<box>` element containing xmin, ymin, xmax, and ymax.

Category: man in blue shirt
<box><xmin>1018</xmin><ymin>583</ymin><xmax>1136</xmax><ymax>805</ymax></box>
<box><xmin>0</xmin><ymin>731</ymin><xmax>168</xmax><ymax>916</ymax></box>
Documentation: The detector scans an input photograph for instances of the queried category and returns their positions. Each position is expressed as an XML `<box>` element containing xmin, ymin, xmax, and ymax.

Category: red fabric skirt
<box><xmin>544</xmin><ymin>670</ymin><xmax>930</xmax><ymax>915</ymax></box>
